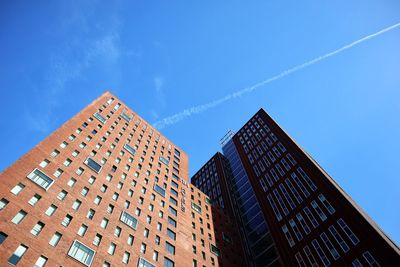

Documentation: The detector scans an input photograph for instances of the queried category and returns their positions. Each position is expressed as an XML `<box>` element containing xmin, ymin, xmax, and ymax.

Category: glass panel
<box><xmin>68</xmin><ymin>240</ymin><xmax>95</xmax><ymax>266</ymax></box>
<box><xmin>85</xmin><ymin>158</ymin><xmax>102</xmax><ymax>173</ymax></box>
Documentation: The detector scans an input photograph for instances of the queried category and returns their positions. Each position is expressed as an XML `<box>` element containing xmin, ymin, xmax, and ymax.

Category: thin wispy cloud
<box><xmin>154</xmin><ymin>75</ymin><xmax>166</xmax><ymax>106</ymax></box>
<box><xmin>153</xmin><ymin>22</ymin><xmax>400</xmax><ymax>130</ymax></box>
<box><xmin>27</xmin><ymin>8</ymin><xmax>125</xmax><ymax>133</ymax></box>
<box><xmin>151</xmin><ymin>110</ymin><xmax>160</xmax><ymax>120</ymax></box>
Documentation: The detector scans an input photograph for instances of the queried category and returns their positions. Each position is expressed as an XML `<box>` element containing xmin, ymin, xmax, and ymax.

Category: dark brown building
<box><xmin>192</xmin><ymin>108</ymin><xmax>400</xmax><ymax>267</ymax></box>
<box><xmin>0</xmin><ymin>92</ymin><xmax>230</xmax><ymax>267</ymax></box>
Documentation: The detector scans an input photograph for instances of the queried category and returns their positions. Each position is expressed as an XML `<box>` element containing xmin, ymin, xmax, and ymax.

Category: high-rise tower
<box><xmin>0</xmin><ymin>92</ymin><xmax>242</xmax><ymax>267</ymax></box>
<box><xmin>192</xmin><ymin>108</ymin><xmax>400</xmax><ymax>266</ymax></box>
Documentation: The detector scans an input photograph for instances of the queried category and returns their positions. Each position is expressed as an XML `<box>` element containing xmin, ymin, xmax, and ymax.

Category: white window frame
<box><xmin>68</xmin><ymin>240</ymin><xmax>96</xmax><ymax>266</ymax></box>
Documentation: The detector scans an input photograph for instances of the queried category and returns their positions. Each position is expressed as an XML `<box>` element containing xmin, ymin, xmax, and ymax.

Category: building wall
<box><xmin>191</xmin><ymin>153</ymin><xmax>247</xmax><ymax>267</ymax></box>
<box><xmin>231</xmin><ymin>108</ymin><xmax>400</xmax><ymax>266</ymax></box>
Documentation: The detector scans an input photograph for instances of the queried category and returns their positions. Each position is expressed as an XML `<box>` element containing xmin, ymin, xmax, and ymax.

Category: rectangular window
<box><xmin>62</xmin><ymin>214</ymin><xmax>73</xmax><ymax>227</ymax></box>
<box><xmin>320</xmin><ymin>232</ymin><xmax>340</xmax><ymax>260</ymax></box>
<box><xmin>154</xmin><ymin>184</ymin><xmax>166</xmax><ymax>197</ymax></box>
<box><xmin>352</xmin><ymin>259</ymin><xmax>363</xmax><ymax>267</ymax></box>
<box><xmin>108</xmin><ymin>243</ymin><xmax>116</xmax><ymax>255</ymax></box>
<box><xmin>140</xmin><ymin>243</ymin><xmax>146</xmax><ymax>253</ymax></box>
<box><xmin>210</xmin><ymin>244</ymin><xmax>220</xmax><ymax>257</ymax></box>
<box><xmin>159</xmin><ymin>156</ymin><xmax>169</xmax><ymax>166</ymax></box>
<box><xmin>57</xmin><ymin>190</ymin><xmax>68</xmax><ymax>201</ymax></box>
<box><xmin>311</xmin><ymin>200</ymin><xmax>327</xmax><ymax>221</ymax></box>
<box><xmin>303</xmin><ymin>245</ymin><xmax>318</xmax><ymax>267</ymax></box>
<box><xmin>0</xmin><ymin>232</ymin><xmax>8</xmax><ymax>244</ymax></box>
<box><xmin>72</xmin><ymin>200</ymin><xmax>82</xmax><ymax>210</ymax></box>
<box><xmin>296</xmin><ymin>213</ymin><xmax>311</xmax><ymax>235</ymax></box>
<box><xmin>267</xmin><ymin>194</ymin><xmax>283</xmax><ymax>221</ymax></box>
<box><xmin>169</xmin><ymin>197</ymin><xmax>177</xmax><ymax>206</ymax></box>
<box><xmin>27</xmin><ymin>169</ymin><xmax>54</xmax><ymax>190</ymax></box>
<box><xmin>285</xmin><ymin>178</ymin><xmax>303</xmax><ymax>204</ymax></box>
<box><xmin>138</xmin><ymin>258</ymin><xmax>156</xmax><ymax>267</ymax></box>
<box><xmin>191</xmin><ymin>202</ymin><xmax>202</xmax><ymax>214</ymax></box>
<box><xmin>120</xmin><ymin>211</ymin><xmax>138</xmax><ymax>230</ymax></box>
<box><xmin>169</xmin><ymin>206</ymin><xmax>177</xmax><ymax>216</ymax></box>
<box><xmin>67</xmin><ymin>178</ymin><xmax>77</xmax><ymax>187</ymax></box>
<box><xmin>303</xmin><ymin>207</ymin><xmax>319</xmax><ymax>228</ymax></box>
<box><xmin>87</xmin><ymin>209</ymin><xmax>95</xmax><ymax>220</ymax></box>
<box><xmin>121</xmin><ymin>112</ymin><xmax>132</xmax><ymax>122</ymax></box>
<box><xmin>273</xmin><ymin>189</ymin><xmax>289</xmax><ymax>215</ymax></box>
<box><xmin>60</xmin><ymin>141</ymin><xmax>68</xmax><ymax>148</ymax></box>
<box><xmin>51</xmin><ymin>149</ymin><xmax>60</xmax><ymax>157</ymax></box>
<box><xmin>78</xmin><ymin>224</ymin><xmax>88</xmax><ymax>236</ymax></box>
<box><xmin>28</xmin><ymin>194</ymin><xmax>42</xmax><ymax>206</ymax></box>
<box><xmin>363</xmin><ymin>251</ymin><xmax>380</xmax><ymax>267</ymax></box>
<box><xmin>282</xmin><ymin>225</ymin><xmax>295</xmax><ymax>247</ymax></box>
<box><xmin>11</xmin><ymin>183</ymin><xmax>25</xmax><ymax>195</ymax></box>
<box><xmin>122</xmin><ymin>251</ymin><xmax>130</xmax><ymax>264</ymax></box>
<box><xmin>123</xmin><ymin>144</ymin><xmax>136</xmax><ymax>155</ymax></box>
<box><xmin>291</xmin><ymin>172</ymin><xmax>310</xmax><ymax>198</ymax></box>
<box><xmin>34</xmin><ymin>256</ymin><xmax>48</xmax><ymax>267</ymax></box>
<box><xmin>311</xmin><ymin>239</ymin><xmax>330</xmax><ymax>266</ymax></box>
<box><xmin>45</xmin><ymin>204</ymin><xmax>57</xmax><ymax>216</ymax></box>
<box><xmin>127</xmin><ymin>235</ymin><xmax>134</xmax><ymax>246</ymax></box>
<box><xmin>166</xmin><ymin>229</ymin><xmax>176</xmax><ymax>240</ymax></box>
<box><xmin>93</xmin><ymin>234</ymin><xmax>102</xmax><ymax>246</ymax></box>
<box><xmin>8</xmin><ymin>244</ymin><xmax>28</xmax><ymax>265</ymax></box>
<box><xmin>337</xmin><ymin>218</ymin><xmax>359</xmax><ymax>245</ymax></box>
<box><xmin>49</xmin><ymin>232</ymin><xmax>62</xmax><ymax>246</ymax></box>
<box><xmin>328</xmin><ymin>225</ymin><xmax>349</xmax><ymax>253</ymax></box>
<box><xmin>94</xmin><ymin>196</ymin><xmax>102</xmax><ymax>205</ymax></box>
<box><xmin>153</xmin><ymin>251</ymin><xmax>159</xmax><ymax>261</ymax></box>
<box><xmin>165</xmin><ymin>241</ymin><xmax>175</xmax><ymax>255</ymax></box>
<box><xmin>68</xmin><ymin>240</ymin><xmax>95</xmax><ymax>266</ymax></box>
<box><xmin>54</xmin><ymin>168</ymin><xmax>64</xmax><ymax>177</ymax></box>
<box><xmin>168</xmin><ymin>217</ymin><xmax>177</xmax><ymax>228</ymax></box>
<box><xmin>279</xmin><ymin>184</ymin><xmax>296</xmax><ymax>209</ymax></box>
<box><xmin>100</xmin><ymin>218</ymin><xmax>109</xmax><ymax>229</ymax></box>
<box><xmin>12</xmin><ymin>210</ymin><xmax>27</xmax><ymax>224</ymax></box>
<box><xmin>318</xmin><ymin>194</ymin><xmax>335</xmax><ymax>214</ymax></box>
<box><xmin>164</xmin><ymin>257</ymin><xmax>175</xmax><ymax>267</ymax></box>
<box><xmin>30</xmin><ymin>221</ymin><xmax>45</xmax><ymax>236</ymax></box>
<box><xmin>289</xmin><ymin>219</ymin><xmax>303</xmax><ymax>241</ymax></box>
<box><xmin>297</xmin><ymin>167</ymin><xmax>317</xmax><ymax>191</ymax></box>
<box><xmin>0</xmin><ymin>198</ymin><xmax>9</xmax><ymax>210</ymax></box>
<box><xmin>94</xmin><ymin>112</ymin><xmax>107</xmax><ymax>124</ymax></box>
<box><xmin>170</xmin><ymin>188</ymin><xmax>178</xmax><ymax>197</ymax></box>
<box><xmin>81</xmin><ymin>187</ymin><xmax>89</xmax><ymax>196</ymax></box>
<box><xmin>294</xmin><ymin>252</ymin><xmax>307</xmax><ymax>267</ymax></box>
<box><xmin>114</xmin><ymin>226</ymin><xmax>122</xmax><ymax>237</ymax></box>
<box><xmin>84</xmin><ymin>157</ymin><xmax>102</xmax><ymax>173</ymax></box>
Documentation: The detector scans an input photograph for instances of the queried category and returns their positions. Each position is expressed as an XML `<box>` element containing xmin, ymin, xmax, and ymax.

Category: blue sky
<box><xmin>0</xmin><ymin>1</ymin><xmax>399</xmax><ymax>244</ymax></box>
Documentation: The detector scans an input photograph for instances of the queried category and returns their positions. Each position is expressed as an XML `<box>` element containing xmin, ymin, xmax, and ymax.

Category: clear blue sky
<box><xmin>1</xmin><ymin>1</ymin><xmax>399</xmax><ymax>244</ymax></box>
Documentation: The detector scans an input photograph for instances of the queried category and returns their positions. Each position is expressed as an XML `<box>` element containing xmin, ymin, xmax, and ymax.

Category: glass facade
<box><xmin>222</xmin><ymin>139</ymin><xmax>280</xmax><ymax>266</ymax></box>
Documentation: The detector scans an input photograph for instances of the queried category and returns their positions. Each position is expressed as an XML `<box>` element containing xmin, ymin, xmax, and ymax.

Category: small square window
<box><xmin>39</xmin><ymin>159</ymin><xmax>50</xmax><ymax>168</ymax></box>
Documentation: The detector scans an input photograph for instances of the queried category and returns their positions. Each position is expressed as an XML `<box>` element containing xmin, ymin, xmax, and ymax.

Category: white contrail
<box><xmin>153</xmin><ymin>22</ymin><xmax>400</xmax><ymax>129</ymax></box>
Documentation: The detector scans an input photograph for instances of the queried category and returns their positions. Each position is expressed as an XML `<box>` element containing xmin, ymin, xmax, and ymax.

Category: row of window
<box><xmin>0</xmin><ymin>233</ymin><xmax>176</xmax><ymax>267</ymax></box>
<box><xmin>294</xmin><ymin>241</ymin><xmax>379</xmax><ymax>267</ymax></box>
<box><xmin>283</xmin><ymin>218</ymin><xmax>360</xmax><ymax>266</ymax></box>
<box><xmin>265</xmin><ymin>169</ymin><xmax>326</xmax><ymax>222</ymax></box>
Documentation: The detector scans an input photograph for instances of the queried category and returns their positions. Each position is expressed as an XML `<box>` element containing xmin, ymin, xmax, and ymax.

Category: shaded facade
<box><xmin>192</xmin><ymin>109</ymin><xmax>400</xmax><ymax>266</ymax></box>
<box><xmin>0</xmin><ymin>92</ymin><xmax>225</xmax><ymax>267</ymax></box>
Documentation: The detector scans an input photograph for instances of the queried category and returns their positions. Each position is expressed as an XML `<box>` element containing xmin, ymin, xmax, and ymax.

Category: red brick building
<box><xmin>0</xmin><ymin>92</ymin><xmax>235</xmax><ymax>267</ymax></box>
